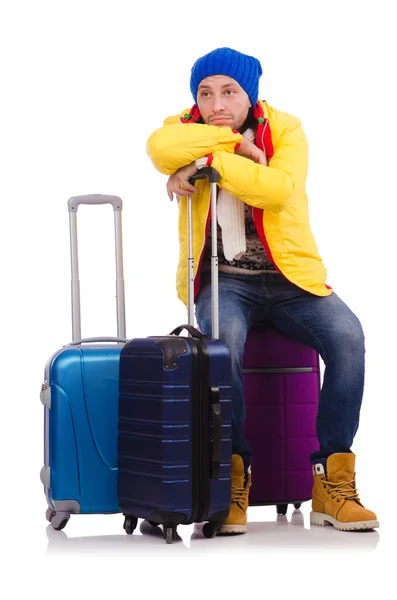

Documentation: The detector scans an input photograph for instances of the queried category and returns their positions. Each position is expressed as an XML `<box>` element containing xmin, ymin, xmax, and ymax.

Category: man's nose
<box><xmin>211</xmin><ymin>95</ymin><xmax>226</xmax><ymax>112</ymax></box>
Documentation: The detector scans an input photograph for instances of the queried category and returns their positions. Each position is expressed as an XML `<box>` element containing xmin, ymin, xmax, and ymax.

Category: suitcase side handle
<box><xmin>169</xmin><ymin>324</ymin><xmax>206</xmax><ymax>339</ymax></box>
<box><xmin>209</xmin><ymin>386</ymin><xmax>222</xmax><ymax>479</ymax></box>
<box><xmin>186</xmin><ymin>168</ymin><xmax>220</xmax><ymax>338</ymax></box>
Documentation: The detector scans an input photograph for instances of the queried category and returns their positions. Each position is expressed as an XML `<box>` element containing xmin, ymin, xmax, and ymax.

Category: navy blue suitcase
<box><xmin>118</xmin><ymin>325</ymin><xmax>232</xmax><ymax>542</ymax></box>
<box><xmin>41</xmin><ymin>195</ymin><xmax>127</xmax><ymax>530</ymax></box>
<box><xmin>118</xmin><ymin>168</ymin><xmax>233</xmax><ymax>543</ymax></box>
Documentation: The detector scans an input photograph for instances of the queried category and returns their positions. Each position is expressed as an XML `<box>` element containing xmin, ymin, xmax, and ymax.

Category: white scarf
<box><xmin>194</xmin><ymin>127</ymin><xmax>267</xmax><ymax>260</ymax></box>
<box><xmin>218</xmin><ymin>128</ymin><xmax>266</xmax><ymax>260</ymax></box>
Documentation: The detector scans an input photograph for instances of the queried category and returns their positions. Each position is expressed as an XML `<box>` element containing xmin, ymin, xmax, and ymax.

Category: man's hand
<box><xmin>167</xmin><ymin>162</ymin><xmax>200</xmax><ymax>201</ymax></box>
<box><xmin>235</xmin><ymin>138</ymin><xmax>267</xmax><ymax>165</ymax></box>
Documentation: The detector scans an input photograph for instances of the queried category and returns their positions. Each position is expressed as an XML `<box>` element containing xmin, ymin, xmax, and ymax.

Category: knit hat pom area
<box><xmin>190</xmin><ymin>47</ymin><xmax>263</xmax><ymax>107</ymax></box>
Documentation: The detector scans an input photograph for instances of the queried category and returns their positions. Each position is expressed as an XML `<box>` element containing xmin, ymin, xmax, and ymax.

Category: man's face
<box><xmin>196</xmin><ymin>75</ymin><xmax>251</xmax><ymax>130</ymax></box>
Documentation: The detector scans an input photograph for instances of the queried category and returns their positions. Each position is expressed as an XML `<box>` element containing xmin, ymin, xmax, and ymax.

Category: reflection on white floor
<box><xmin>45</xmin><ymin>506</ymin><xmax>380</xmax><ymax>556</ymax></box>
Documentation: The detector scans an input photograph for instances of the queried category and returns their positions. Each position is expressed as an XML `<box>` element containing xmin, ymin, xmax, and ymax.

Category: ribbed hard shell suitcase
<box><xmin>118</xmin><ymin>168</ymin><xmax>233</xmax><ymax>543</ymax></box>
<box><xmin>40</xmin><ymin>195</ymin><xmax>127</xmax><ymax>530</ymax></box>
<box><xmin>242</xmin><ymin>325</ymin><xmax>320</xmax><ymax>514</ymax></box>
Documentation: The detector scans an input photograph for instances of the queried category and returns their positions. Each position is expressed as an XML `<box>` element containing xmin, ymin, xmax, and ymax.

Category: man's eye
<box><xmin>201</xmin><ymin>91</ymin><xmax>210</xmax><ymax>98</ymax></box>
<box><xmin>225</xmin><ymin>89</ymin><xmax>235</xmax><ymax>96</ymax></box>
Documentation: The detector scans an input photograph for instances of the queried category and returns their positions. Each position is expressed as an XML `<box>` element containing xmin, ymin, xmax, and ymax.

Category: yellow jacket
<box><xmin>146</xmin><ymin>100</ymin><xmax>332</xmax><ymax>307</ymax></box>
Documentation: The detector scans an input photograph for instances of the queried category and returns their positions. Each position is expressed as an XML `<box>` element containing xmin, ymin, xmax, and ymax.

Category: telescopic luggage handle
<box><xmin>187</xmin><ymin>167</ymin><xmax>220</xmax><ymax>339</ymax></box>
<box><xmin>67</xmin><ymin>194</ymin><xmax>126</xmax><ymax>342</ymax></box>
<box><xmin>187</xmin><ymin>168</ymin><xmax>222</xmax><ymax>481</ymax></box>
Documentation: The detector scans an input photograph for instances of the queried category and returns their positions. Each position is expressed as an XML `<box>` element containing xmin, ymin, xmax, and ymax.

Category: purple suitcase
<box><xmin>242</xmin><ymin>325</ymin><xmax>320</xmax><ymax>514</ymax></box>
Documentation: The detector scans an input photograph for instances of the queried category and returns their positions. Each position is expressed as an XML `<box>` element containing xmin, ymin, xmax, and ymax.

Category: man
<box><xmin>146</xmin><ymin>47</ymin><xmax>378</xmax><ymax>535</ymax></box>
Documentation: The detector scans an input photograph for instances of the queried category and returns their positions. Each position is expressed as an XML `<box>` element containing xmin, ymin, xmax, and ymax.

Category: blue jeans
<box><xmin>195</xmin><ymin>271</ymin><xmax>365</xmax><ymax>473</ymax></box>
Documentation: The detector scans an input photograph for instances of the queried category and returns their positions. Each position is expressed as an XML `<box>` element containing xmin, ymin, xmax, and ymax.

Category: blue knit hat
<box><xmin>190</xmin><ymin>47</ymin><xmax>263</xmax><ymax>107</ymax></box>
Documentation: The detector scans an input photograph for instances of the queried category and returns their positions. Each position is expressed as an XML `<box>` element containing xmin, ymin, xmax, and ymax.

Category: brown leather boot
<box><xmin>218</xmin><ymin>454</ymin><xmax>251</xmax><ymax>535</ymax></box>
<box><xmin>310</xmin><ymin>453</ymin><xmax>379</xmax><ymax>531</ymax></box>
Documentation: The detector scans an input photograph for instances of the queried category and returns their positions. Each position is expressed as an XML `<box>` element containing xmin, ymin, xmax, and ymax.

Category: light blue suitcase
<box><xmin>40</xmin><ymin>195</ymin><xmax>127</xmax><ymax>530</ymax></box>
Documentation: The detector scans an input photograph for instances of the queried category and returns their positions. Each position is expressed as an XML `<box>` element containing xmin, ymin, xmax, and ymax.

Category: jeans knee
<box><xmin>219</xmin><ymin>318</ymin><xmax>247</xmax><ymax>359</ymax></box>
<box><xmin>328</xmin><ymin>316</ymin><xmax>365</xmax><ymax>362</ymax></box>
<box><xmin>344</xmin><ymin>318</ymin><xmax>364</xmax><ymax>352</ymax></box>
<box><xmin>196</xmin><ymin>308</ymin><xmax>246</xmax><ymax>359</ymax></box>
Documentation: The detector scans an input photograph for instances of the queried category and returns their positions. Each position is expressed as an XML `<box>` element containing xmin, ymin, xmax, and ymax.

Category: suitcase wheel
<box><xmin>202</xmin><ymin>522</ymin><xmax>220</xmax><ymax>538</ymax></box>
<box><xmin>123</xmin><ymin>516</ymin><xmax>138</xmax><ymax>535</ymax></box>
<box><xmin>164</xmin><ymin>526</ymin><xmax>178</xmax><ymax>544</ymax></box>
<box><xmin>148</xmin><ymin>521</ymin><xmax>160</xmax><ymax>528</ymax></box>
<box><xmin>49</xmin><ymin>511</ymin><xmax>70</xmax><ymax>531</ymax></box>
<box><xmin>53</xmin><ymin>518</ymin><xmax>69</xmax><ymax>531</ymax></box>
<box><xmin>294</xmin><ymin>503</ymin><xmax>302</xmax><ymax>510</ymax></box>
<box><xmin>276</xmin><ymin>503</ymin><xmax>288</xmax><ymax>516</ymax></box>
<box><xmin>45</xmin><ymin>507</ymin><xmax>56</xmax><ymax>523</ymax></box>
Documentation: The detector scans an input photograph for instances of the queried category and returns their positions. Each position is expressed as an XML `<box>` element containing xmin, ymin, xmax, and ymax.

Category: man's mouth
<box><xmin>210</xmin><ymin>116</ymin><xmax>232</xmax><ymax>124</ymax></box>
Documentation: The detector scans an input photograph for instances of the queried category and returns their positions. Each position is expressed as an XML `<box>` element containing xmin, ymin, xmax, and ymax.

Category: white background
<box><xmin>1</xmin><ymin>0</ymin><xmax>395</xmax><ymax>596</ymax></box>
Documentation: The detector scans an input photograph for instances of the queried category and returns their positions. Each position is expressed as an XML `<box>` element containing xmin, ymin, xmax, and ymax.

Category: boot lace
<box><xmin>231</xmin><ymin>481</ymin><xmax>250</xmax><ymax>509</ymax></box>
<box><xmin>322</xmin><ymin>476</ymin><xmax>360</xmax><ymax>503</ymax></box>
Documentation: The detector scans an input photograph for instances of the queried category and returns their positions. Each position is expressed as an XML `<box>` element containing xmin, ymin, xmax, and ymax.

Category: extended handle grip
<box><xmin>68</xmin><ymin>194</ymin><xmax>123</xmax><ymax>212</ymax></box>
<box><xmin>67</xmin><ymin>337</ymin><xmax>128</xmax><ymax>346</ymax></box>
<box><xmin>188</xmin><ymin>166</ymin><xmax>220</xmax><ymax>185</ymax></box>
<box><xmin>209</xmin><ymin>386</ymin><xmax>222</xmax><ymax>479</ymax></box>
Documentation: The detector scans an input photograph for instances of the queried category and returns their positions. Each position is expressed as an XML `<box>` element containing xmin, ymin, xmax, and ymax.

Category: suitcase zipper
<box><xmin>187</xmin><ymin>337</ymin><xmax>211</xmax><ymax>524</ymax></box>
<box><xmin>188</xmin><ymin>337</ymin><xmax>201</xmax><ymax>523</ymax></box>
<box><xmin>197</xmin><ymin>340</ymin><xmax>211</xmax><ymax>523</ymax></box>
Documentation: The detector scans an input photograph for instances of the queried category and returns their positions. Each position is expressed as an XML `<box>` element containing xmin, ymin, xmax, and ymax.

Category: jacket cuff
<box><xmin>195</xmin><ymin>156</ymin><xmax>210</xmax><ymax>169</ymax></box>
<box><xmin>232</xmin><ymin>129</ymin><xmax>242</xmax><ymax>151</ymax></box>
